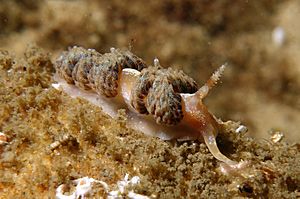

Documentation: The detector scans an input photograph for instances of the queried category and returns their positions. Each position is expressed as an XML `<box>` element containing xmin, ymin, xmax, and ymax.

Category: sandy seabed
<box><xmin>0</xmin><ymin>0</ymin><xmax>299</xmax><ymax>198</ymax></box>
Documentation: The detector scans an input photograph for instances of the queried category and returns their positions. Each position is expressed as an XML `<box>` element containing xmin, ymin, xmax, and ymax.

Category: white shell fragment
<box><xmin>56</xmin><ymin>177</ymin><xmax>109</xmax><ymax>199</ymax></box>
<box><xmin>153</xmin><ymin>58</ymin><xmax>160</xmax><ymax>67</ymax></box>
<box><xmin>0</xmin><ymin>132</ymin><xmax>8</xmax><ymax>145</ymax></box>
<box><xmin>108</xmin><ymin>174</ymin><xmax>148</xmax><ymax>199</ymax></box>
<box><xmin>270</xmin><ymin>131</ymin><xmax>284</xmax><ymax>143</ymax></box>
<box><xmin>235</xmin><ymin>125</ymin><xmax>248</xmax><ymax>134</ymax></box>
<box><xmin>55</xmin><ymin>174</ymin><xmax>149</xmax><ymax>199</ymax></box>
<box><xmin>51</xmin><ymin>83</ymin><xmax>61</xmax><ymax>90</ymax></box>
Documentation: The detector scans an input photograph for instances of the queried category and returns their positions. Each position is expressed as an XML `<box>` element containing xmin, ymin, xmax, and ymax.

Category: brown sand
<box><xmin>0</xmin><ymin>0</ymin><xmax>300</xmax><ymax>198</ymax></box>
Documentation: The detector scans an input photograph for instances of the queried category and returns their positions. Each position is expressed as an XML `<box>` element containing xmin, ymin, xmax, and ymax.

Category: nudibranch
<box><xmin>53</xmin><ymin>46</ymin><xmax>245</xmax><ymax>169</ymax></box>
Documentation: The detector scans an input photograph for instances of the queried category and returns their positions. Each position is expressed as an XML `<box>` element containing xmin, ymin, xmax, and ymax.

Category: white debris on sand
<box><xmin>56</xmin><ymin>174</ymin><xmax>149</xmax><ymax>199</ymax></box>
<box><xmin>235</xmin><ymin>125</ymin><xmax>248</xmax><ymax>134</ymax></box>
<box><xmin>269</xmin><ymin>130</ymin><xmax>284</xmax><ymax>143</ymax></box>
<box><xmin>51</xmin><ymin>83</ymin><xmax>61</xmax><ymax>90</ymax></box>
<box><xmin>0</xmin><ymin>132</ymin><xmax>8</xmax><ymax>145</ymax></box>
<box><xmin>56</xmin><ymin>177</ymin><xmax>109</xmax><ymax>199</ymax></box>
<box><xmin>107</xmin><ymin>174</ymin><xmax>149</xmax><ymax>199</ymax></box>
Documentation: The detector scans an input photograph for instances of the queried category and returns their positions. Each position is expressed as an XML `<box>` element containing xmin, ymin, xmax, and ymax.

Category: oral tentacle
<box><xmin>202</xmin><ymin>129</ymin><xmax>238</xmax><ymax>166</ymax></box>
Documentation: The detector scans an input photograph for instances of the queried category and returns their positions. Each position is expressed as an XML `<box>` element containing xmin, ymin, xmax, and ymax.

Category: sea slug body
<box><xmin>53</xmin><ymin>46</ymin><xmax>246</xmax><ymax>170</ymax></box>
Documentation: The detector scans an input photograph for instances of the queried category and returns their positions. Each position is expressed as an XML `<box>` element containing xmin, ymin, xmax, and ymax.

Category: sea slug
<box><xmin>53</xmin><ymin>46</ymin><xmax>246</xmax><ymax>170</ymax></box>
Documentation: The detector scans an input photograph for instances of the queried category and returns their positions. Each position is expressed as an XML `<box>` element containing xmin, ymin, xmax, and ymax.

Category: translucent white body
<box><xmin>53</xmin><ymin>71</ymin><xmax>200</xmax><ymax>141</ymax></box>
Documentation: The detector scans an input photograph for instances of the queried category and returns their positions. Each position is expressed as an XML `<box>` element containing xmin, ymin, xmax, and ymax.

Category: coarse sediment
<box><xmin>0</xmin><ymin>46</ymin><xmax>299</xmax><ymax>198</ymax></box>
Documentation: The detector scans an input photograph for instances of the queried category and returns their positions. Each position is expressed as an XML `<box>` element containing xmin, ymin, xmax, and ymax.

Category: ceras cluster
<box><xmin>55</xmin><ymin>46</ymin><xmax>198</xmax><ymax>125</ymax></box>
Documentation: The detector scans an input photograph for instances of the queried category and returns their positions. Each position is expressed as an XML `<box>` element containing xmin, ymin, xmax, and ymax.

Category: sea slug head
<box><xmin>180</xmin><ymin>64</ymin><xmax>249</xmax><ymax>171</ymax></box>
<box><xmin>181</xmin><ymin>64</ymin><xmax>227</xmax><ymax>138</ymax></box>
